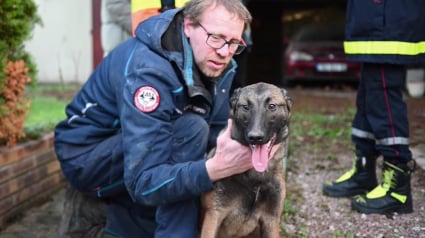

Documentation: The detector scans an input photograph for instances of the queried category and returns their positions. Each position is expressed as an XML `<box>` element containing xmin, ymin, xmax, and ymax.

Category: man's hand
<box><xmin>205</xmin><ymin>119</ymin><xmax>252</xmax><ymax>182</ymax></box>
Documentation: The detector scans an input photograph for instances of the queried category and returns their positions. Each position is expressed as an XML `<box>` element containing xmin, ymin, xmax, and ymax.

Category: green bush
<box><xmin>0</xmin><ymin>0</ymin><xmax>41</xmax><ymax>80</ymax></box>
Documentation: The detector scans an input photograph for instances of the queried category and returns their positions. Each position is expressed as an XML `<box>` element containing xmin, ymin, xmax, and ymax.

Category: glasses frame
<box><xmin>197</xmin><ymin>22</ymin><xmax>246</xmax><ymax>55</ymax></box>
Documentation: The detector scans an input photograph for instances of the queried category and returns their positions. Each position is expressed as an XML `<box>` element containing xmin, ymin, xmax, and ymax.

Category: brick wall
<box><xmin>0</xmin><ymin>132</ymin><xmax>66</xmax><ymax>229</ymax></box>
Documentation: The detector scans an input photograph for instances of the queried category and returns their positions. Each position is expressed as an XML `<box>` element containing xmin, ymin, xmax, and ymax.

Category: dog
<box><xmin>200</xmin><ymin>82</ymin><xmax>293</xmax><ymax>238</ymax></box>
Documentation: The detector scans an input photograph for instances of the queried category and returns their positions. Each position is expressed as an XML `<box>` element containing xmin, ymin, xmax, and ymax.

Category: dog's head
<box><xmin>229</xmin><ymin>82</ymin><xmax>292</xmax><ymax>172</ymax></box>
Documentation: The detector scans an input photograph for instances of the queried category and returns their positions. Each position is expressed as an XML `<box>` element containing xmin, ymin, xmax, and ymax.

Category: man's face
<box><xmin>183</xmin><ymin>5</ymin><xmax>245</xmax><ymax>78</ymax></box>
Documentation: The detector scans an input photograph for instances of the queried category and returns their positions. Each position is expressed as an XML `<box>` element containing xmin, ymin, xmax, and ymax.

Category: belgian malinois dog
<box><xmin>201</xmin><ymin>82</ymin><xmax>293</xmax><ymax>238</ymax></box>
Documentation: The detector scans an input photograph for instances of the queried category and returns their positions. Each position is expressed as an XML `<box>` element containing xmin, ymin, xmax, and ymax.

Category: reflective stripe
<box><xmin>366</xmin><ymin>184</ymin><xmax>387</xmax><ymax>199</ymax></box>
<box><xmin>352</xmin><ymin>128</ymin><xmax>409</xmax><ymax>145</ymax></box>
<box><xmin>131</xmin><ymin>0</ymin><xmax>189</xmax><ymax>35</ymax></box>
<box><xmin>132</xmin><ymin>0</ymin><xmax>187</xmax><ymax>12</ymax></box>
<box><xmin>352</xmin><ymin>128</ymin><xmax>375</xmax><ymax>140</ymax></box>
<box><xmin>175</xmin><ymin>0</ymin><xmax>188</xmax><ymax>7</ymax></box>
<box><xmin>344</xmin><ymin>41</ymin><xmax>425</xmax><ymax>56</ymax></box>
<box><xmin>335</xmin><ymin>166</ymin><xmax>356</xmax><ymax>183</ymax></box>
<box><xmin>391</xmin><ymin>192</ymin><xmax>408</xmax><ymax>203</ymax></box>
<box><xmin>376</xmin><ymin>137</ymin><xmax>409</xmax><ymax>146</ymax></box>
<box><xmin>132</xmin><ymin>1</ymin><xmax>161</xmax><ymax>10</ymax></box>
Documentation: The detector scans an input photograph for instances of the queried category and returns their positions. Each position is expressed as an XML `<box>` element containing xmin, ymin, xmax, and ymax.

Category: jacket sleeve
<box><xmin>121</xmin><ymin>67</ymin><xmax>214</xmax><ymax>206</ymax></box>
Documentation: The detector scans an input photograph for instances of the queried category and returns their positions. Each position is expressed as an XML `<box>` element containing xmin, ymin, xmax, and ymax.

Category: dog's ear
<box><xmin>229</xmin><ymin>87</ymin><xmax>242</xmax><ymax>117</ymax></box>
<box><xmin>280</xmin><ymin>88</ymin><xmax>293</xmax><ymax>112</ymax></box>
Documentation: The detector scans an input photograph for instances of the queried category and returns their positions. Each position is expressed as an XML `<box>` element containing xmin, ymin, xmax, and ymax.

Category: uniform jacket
<box><xmin>344</xmin><ymin>0</ymin><xmax>425</xmax><ymax>64</ymax></box>
<box><xmin>101</xmin><ymin>0</ymin><xmax>132</xmax><ymax>55</ymax></box>
<box><xmin>55</xmin><ymin>9</ymin><xmax>237</xmax><ymax>205</ymax></box>
<box><xmin>131</xmin><ymin>0</ymin><xmax>189</xmax><ymax>35</ymax></box>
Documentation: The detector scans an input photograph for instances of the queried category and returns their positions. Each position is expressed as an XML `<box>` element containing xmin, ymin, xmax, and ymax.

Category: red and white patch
<box><xmin>134</xmin><ymin>86</ymin><xmax>160</xmax><ymax>113</ymax></box>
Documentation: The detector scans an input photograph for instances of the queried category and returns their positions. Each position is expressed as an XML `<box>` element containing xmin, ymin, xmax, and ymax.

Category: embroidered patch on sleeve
<box><xmin>134</xmin><ymin>86</ymin><xmax>160</xmax><ymax>113</ymax></box>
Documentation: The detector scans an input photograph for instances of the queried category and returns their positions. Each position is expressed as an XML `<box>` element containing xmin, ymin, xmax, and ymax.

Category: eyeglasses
<box><xmin>197</xmin><ymin>22</ymin><xmax>246</xmax><ymax>55</ymax></box>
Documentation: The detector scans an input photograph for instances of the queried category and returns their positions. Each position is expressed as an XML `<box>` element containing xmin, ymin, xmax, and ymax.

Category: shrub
<box><xmin>0</xmin><ymin>0</ymin><xmax>42</xmax><ymax>146</ymax></box>
<box><xmin>0</xmin><ymin>60</ymin><xmax>31</xmax><ymax>146</ymax></box>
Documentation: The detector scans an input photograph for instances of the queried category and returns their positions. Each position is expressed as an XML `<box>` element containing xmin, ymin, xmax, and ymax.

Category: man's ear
<box><xmin>183</xmin><ymin>18</ymin><xmax>193</xmax><ymax>37</ymax></box>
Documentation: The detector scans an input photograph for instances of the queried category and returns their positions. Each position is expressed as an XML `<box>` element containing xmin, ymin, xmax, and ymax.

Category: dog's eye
<box><xmin>268</xmin><ymin>103</ymin><xmax>277</xmax><ymax>111</ymax></box>
<box><xmin>238</xmin><ymin>104</ymin><xmax>249</xmax><ymax>111</ymax></box>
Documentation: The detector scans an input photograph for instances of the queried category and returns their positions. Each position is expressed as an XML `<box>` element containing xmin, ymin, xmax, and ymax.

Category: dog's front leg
<box><xmin>200</xmin><ymin>191</ymin><xmax>225</xmax><ymax>238</ymax></box>
<box><xmin>200</xmin><ymin>209</ymin><xmax>223</xmax><ymax>238</ymax></box>
<box><xmin>261</xmin><ymin>188</ymin><xmax>285</xmax><ymax>238</ymax></box>
<box><xmin>261</xmin><ymin>217</ymin><xmax>281</xmax><ymax>238</ymax></box>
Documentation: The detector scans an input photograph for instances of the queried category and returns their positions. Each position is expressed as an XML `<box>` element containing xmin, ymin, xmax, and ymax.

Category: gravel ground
<box><xmin>282</xmin><ymin>145</ymin><xmax>425</xmax><ymax>238</ymax></box>
<box><xmin>0</xmin><ymin>87</ymin><xmax>423</xmax><ymax>238</ymax></box>
<box><xmin>0</xmin><ymin>189</ymin><xmax>65</xmax><ymax>238</ymax></box>
<box><xmin>280</xmin><ymin>88</ymin><xmax>425</xmax><ymax>238</ymax></box>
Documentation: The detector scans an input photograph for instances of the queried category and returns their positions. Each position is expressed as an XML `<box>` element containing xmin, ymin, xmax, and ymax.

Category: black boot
<box><xmin>323</xmin><ymin>155</ymin><xmax>378</xmax><ymax>197</ymax></box>
<box><xmin>351</xmin><ymin>160</ymin><xmax>415</xmax><ymax>214</ymax></box>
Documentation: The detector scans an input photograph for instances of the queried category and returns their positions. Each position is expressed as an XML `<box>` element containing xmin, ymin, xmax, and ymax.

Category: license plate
<box><xmin>316</xmin><ymin>63</ymin><xmax>347</xmax><ymax>72</ymax></box>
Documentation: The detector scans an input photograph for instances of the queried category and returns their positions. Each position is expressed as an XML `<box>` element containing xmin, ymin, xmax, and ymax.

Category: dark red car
<box><xmin>282</xmin><ymin>23</ymin><xmax>361</xmax><ymax>86</ymax></box>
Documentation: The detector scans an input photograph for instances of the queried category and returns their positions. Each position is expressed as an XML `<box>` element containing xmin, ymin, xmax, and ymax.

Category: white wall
<box><xmin>25</xmin><ymin>0</ymin><xmax>93</xmax><ymax>84</ymax></box>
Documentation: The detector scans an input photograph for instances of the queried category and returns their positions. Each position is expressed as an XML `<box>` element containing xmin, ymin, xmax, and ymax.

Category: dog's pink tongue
<box><xmin>251</xmin><ymin>144</ymin><xmax>269</xmax><ymax>172</ymax></box>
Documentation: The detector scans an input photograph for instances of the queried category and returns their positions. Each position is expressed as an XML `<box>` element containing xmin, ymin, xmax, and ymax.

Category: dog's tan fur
<box><xmin>201</xmin><ymin>82</ymin><xmax>292</xmax><ymax>238</ymax></box>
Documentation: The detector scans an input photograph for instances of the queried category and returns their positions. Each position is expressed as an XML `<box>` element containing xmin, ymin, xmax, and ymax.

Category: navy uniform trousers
<box><xmin>57</xmin><ymin>112</ymin><xmax>209</xmax><ymax>238</ymax></box>
<box><xmin>352</xmin><ymin>62</ymin><xmax>412</xmax><ymax>162</ymax></box>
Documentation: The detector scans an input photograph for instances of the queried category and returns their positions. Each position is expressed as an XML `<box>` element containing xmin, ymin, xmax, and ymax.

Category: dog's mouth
<box><xmin>249</xmin><ymin>134</ymin><xmax>276</xmax><ymax>172</ymax></box>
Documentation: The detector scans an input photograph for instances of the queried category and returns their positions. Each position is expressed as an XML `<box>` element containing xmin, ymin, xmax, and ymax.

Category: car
<box><xmin>282</xmin><ymin>23</ymin><xmax>361</xmax><ymax>86</ymax></box>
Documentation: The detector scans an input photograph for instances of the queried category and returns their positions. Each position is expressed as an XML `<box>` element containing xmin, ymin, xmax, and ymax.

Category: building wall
<box><xmin>25</xmin><ymin>0</ymin><xmax>93</xmax><ymax>84</ymax></box>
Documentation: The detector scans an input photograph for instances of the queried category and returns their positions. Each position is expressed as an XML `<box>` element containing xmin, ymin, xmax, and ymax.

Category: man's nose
<box><xmin>216</xmin><ymin>44</ymin><xmax>232</xmax><ymax>57</ymax></box>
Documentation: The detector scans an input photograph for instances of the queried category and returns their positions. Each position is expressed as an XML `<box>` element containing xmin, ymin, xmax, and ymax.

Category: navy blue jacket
<box><xmin>344</xmin><ymin>0</ymin><xmax>425</xmax><ymax>64</ymax></box>
<box><xmin>55</xmin><ymin>9</ymin><xmax>237</xmax><ymax>205</ymax></box>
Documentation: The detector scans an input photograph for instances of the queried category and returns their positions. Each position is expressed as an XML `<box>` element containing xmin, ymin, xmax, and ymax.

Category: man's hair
<box><xmin>183</xmin><ymin>0</ymin><xmax>252</xmax><ymax>27</ymax></box>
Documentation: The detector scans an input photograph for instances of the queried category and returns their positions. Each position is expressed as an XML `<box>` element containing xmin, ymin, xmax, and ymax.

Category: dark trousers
<box><xmin>352</xmin><ymin>63</ymin><xmax>412</xmax><ymax>162</ymax></box>
<box><xmin>56</xmin><ymin>112</ymin><xmax>209</xmax><ymax>237</ymax></box>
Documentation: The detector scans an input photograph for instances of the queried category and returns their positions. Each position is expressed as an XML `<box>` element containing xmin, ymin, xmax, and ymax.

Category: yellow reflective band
<box><xmin>391</xmin><ymin>192</ymin><xmax>407</xmax><ymax>203</ymax></box>
<box><xmin>344</xmin><ymin>41</ymin><xmax>425</xmax><ymax>56</ymax></box>
<box><xmin>175</xmin><ymin>0</ymin><xmax>189</xmax><ymax>7</ymax></box>
<box><xmin>132</xmin><ymin>0</ymin><xmax>188</xmax><ymax>12</ymax></box>
<box><xmin>366</xmin><ymin>185</ymin><xmax>387</xmax><ymax>199</ymax></box>
<box><xmin>335</xmin><ymin>167</ymin><xmax>356</xmax><ymax>183</ymax></box>
<box><xmin>132</xmin><ymin>1</ymin><xmax>161</xmax><ymax>12</ymax></box>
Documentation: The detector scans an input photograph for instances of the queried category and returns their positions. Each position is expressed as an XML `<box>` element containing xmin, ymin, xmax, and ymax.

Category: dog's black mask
<box><xmin>229</xmin><ymin>82</ymin><xmax>292</xmax><ymax>147</ymax></box>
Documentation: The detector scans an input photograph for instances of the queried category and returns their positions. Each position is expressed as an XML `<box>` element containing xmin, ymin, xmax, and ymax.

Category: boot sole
<box><xmin>322</xmin><ymin>187</ymin><xmax>368</xmax><ymax>198</ymax></box>
<box><xmin>351</xmin><ymin>201</ymin><xmax>413</xmax><ymax>214</ymax></box>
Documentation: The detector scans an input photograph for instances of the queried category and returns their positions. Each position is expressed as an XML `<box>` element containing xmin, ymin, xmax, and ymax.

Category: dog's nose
<box><xmin>248</xmin><ymin>132</ymin><xmax>265</xmax><ymax>144</ymax></box>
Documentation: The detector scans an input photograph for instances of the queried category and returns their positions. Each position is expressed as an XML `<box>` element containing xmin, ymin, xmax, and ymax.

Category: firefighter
<box><xmin>323</xmin><ymin>0</ymin><xmax>425</xmax><ymax>214</ymax></box>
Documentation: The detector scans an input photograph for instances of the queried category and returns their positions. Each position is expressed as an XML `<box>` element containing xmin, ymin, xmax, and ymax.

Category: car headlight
<box><xmin>289</xmin><ymin>51</ymin><xmax>313</xmax><ymax>61</ymax></box>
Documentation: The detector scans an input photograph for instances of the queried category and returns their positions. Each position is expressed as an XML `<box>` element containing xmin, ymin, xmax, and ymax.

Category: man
<box><xmin>130</xmin><ymin>0</ymin><xmax>251</xmax><ymax>93</ymax></box>
<box><xmin>323</xmin><ymin>0</ymin><xmax>425</xmax><ymax>214</ymax></box>
<box><xmin>54</xmin><ymin>0</ymin><xmax>253</xmax><ymax>237</ymax></box>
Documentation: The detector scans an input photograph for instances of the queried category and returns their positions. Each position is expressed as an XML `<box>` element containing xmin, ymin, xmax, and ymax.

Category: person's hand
<box><xmin>205</xmin><ymin>119</ymin><xmax>252</xmax><ymax>182</ymax></box>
